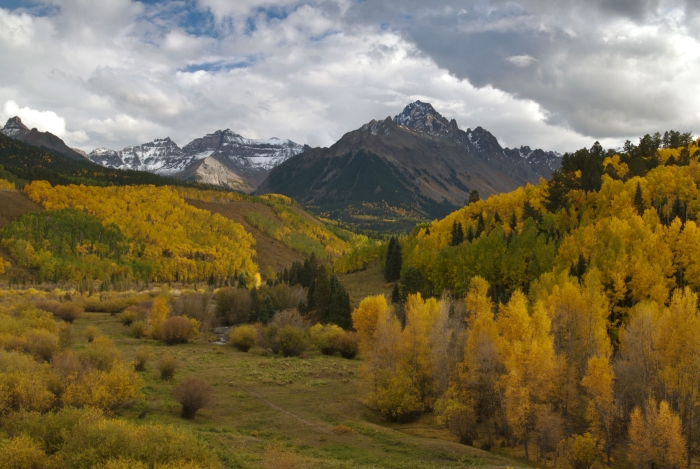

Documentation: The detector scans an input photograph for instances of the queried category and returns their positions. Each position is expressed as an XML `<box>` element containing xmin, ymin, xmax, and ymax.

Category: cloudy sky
<box><xmin>0</xmin><ymin>0</ymin><xmax>698</xmax><ymax>153</ymax></box>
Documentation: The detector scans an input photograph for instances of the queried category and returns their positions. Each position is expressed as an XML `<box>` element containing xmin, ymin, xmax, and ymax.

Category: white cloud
<box><xmin>506</xmin><ymin>54</ymin><xmax>537</xmax><ymax>67</ymax></box>
<box><xmin>1</xmin><ymin>100</ymin><xmax>88</xmax><ymax>143</ymax></box>
<box><xmin>1</xmin><ymin>0</ymin><xmax>694</xmax><ymax>155</ymax></box>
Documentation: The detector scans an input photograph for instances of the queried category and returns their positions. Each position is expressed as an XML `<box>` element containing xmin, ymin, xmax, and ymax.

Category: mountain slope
<box><xmin>89</xmin><ymin>130</ymin><xmax>305</xmax><ymax>192</ymax></box>
<box><xmin>0</xmin><ymin>117</ymin><xmax>87</xmax><ymax>161</ymax></box>
<box><xmin>257</xmin><ymin>101</ymin><xmax>560</xmax><ymax>231</ymax></box>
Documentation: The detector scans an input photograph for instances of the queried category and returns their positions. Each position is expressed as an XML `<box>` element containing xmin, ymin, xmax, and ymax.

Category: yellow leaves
<box><xmin>351</xmin><ymin>295</ymin><xmax>391</xmax><ymax>355</ymax></box>
<box><xmin>0</xmin><ymin>434</ymin><xmax>47</xmax><ymax>469</ymax></box>
<box><xmin>0</xmin><ymin>178</ymin><xmax>16</xmax><ymax>190</ymax></box>
<box><xmin>62</xmin><ymin>362</ymin><xmax>143</xmax><ymax>412</ymax></box>
<box><xmin>148</xmin><ymin>296</ymin><xmax>170</xmax><ymax>339</ymax></box>
<box><xmin>581</xmin><ymin>356</ymin><xmax>615</xmax><ymax>444</ymax></box>
<box><xmin>603</xmin><ymin>154</ymin><xmax>629</xmax><ymax>179</ymax></box>
<box><xmin>629</xmin><ymin>400</ymin><xmax>686</xmax><ymax>469</ymax></box>
<box><xmin>23</xmin><ymin>182</ymin><xmax>258</xmax><ymax>281</ymax></box>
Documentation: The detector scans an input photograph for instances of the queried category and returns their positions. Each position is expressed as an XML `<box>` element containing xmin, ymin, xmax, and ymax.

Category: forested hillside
<box><xmin>349</xmin><ymin>133</ymin><xmax>700</xmax><ymax>466</ymax></box>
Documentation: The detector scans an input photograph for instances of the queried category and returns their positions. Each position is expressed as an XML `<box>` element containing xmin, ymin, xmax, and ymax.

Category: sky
<box><xmin>0</xmin><ymin>0</ymin><xmax>698</xmax><ymax>154</ymax></box>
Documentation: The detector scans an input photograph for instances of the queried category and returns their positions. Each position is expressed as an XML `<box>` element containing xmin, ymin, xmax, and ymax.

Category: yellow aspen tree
<box><xmin>148</xmin><ymin>296</ymin><xmax>170</xmax><ymax>340</ymax></box>
<box><xmin>403</xmin><ymin>293</ymin><xmax>439</xmax><ymax>410</ymax></box>
<box><xmin>351</xmin><ymin>294</ymin><xmax>391</xmax><ymax>355</ymax></box>
<box><xmin>581</xmin><ymin>355</ymin><xmax>616</xmax><ymax>463</ymax></box>
<box><xmin>655</xmin><ymin>287</ymin><xmax>700</xmax><ymax>467</ymax></box>
<box><xmin>498</xmin><ymin>292</ymin><xmax>558</xmax><ymax>460</ymax></box>
<box><xmin>629</xmin><ymin>399</ymin><xmax>686</xmax><ymax>469</ymax></box>
<box><xmin>459</xmin><ymin>277</ymin><xmax>504</xmax><ymax>435</ymax></box>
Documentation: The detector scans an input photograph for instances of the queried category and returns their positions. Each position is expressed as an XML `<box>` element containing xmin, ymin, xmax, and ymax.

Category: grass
<box><xmin>71</xmin><ymin>311</ymin><xmax>531</xmax><ymax>469</ymax></box>
<box><xmin>337</xmin><ymin>265</ymin><xmax>391</xmax><ymax>308</ymax></box>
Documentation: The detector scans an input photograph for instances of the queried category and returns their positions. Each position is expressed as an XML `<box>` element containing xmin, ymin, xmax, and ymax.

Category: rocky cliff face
<box><xmin>0</xmin><ymin>117</ymin><xmax>87</xmax><ymax>161</ymax></box>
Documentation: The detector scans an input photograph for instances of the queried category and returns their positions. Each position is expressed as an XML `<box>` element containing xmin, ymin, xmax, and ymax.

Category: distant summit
<box><xmin>257</xmin><ymin>101</ymin><xmax>561</xmax><ymax>231</ymax></box>
<box><xmin>0</xmin><ymin>116</ymin><xmax>87</xmax><ymax>161</ymax></box>
<box><xmin>88</xmin><ymin>130</ymin><xmax>305</xmax><ymax>193</ymax></box>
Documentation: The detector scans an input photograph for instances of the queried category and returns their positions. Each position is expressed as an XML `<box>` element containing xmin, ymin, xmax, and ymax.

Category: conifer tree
<box><xmin>450</xmin><ymin>221</ymin><xmax>464</xmax><ymax>246</ymax></box>
<box><xmin>634</xmin><ymin>182</ymin><xmax>645</xmax><ymax>215</ymax></box>
<box><xmin>259</xmin><ymin>296</ymin><xmax>274</xmax><ymax>324</ymax></box>
<box><xmin>391</xmin><ymin>282</ymin><xmax>401</xmax><ymax>304</ymax></box>
<box><xmin>384</xmin><ymin>237</ymin><xmax>402</xmax><ymax>282</ymax></box>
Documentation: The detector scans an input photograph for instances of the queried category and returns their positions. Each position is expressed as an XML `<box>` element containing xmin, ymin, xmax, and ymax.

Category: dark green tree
<box><xmin>450</xmin><ymin>221</ymin><xmax>464</xmax><ymax>246</ymax></box>
<box><xmin>634</xmin><ymin>182</ymin><xmax>644</xmax><ymax>215</ymax></box>
<box><xmin>391</xmin><ymin>282</ymin><xmax>401</xmax><ymax>304</ymax></box>
<box><xmin>328</xmin><ymin>275</ymin><xmax>352</xmax><ymax>329</ymax></box>
<box><xmin>259</xmin><ymin>296</ymin><xmax>274</xmax><ymax>324</ymax></box>
<box><xmin>384</xmin><ymin>237</ymin><xmax>402</xmax><ymax>282</ymax></box>
<box><xmin>468</xmin><ymin>190</ymin><xmax>480</xmax><ymax>204</ymax></box>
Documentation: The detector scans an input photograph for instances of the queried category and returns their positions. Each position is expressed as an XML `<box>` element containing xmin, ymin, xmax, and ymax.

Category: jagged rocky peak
<box><xmin>1</xmin><ymin>116</ymin><xmax>30</xmax><ymax>138</ymax></box>
<box><xmin>393</xmin><ymin>101</ymin><xmax>457</xmax><ymax>134</ymax></box>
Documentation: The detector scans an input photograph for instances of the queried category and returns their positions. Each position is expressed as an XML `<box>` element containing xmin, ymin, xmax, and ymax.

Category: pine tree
<box><xmin>450</xmin><ymin>221</ymin><xmax>464</xmax><ymax>246</ymax></box>
<box><xmin>671</xmin><ymin>196</ymin><xmax>684</xmax><ymax>223</ymax></box>
<box><xmin>384</xmin><ymin>237</ymin><xmax>402</xmax><ymax>282</ymax></box>
<box><xmin>250</xmin><ymin>286</ymin><xmax>260</xmax><ymax>321</ymax></box>
<box><xmin>475</xmin><ymin>213</ymin><xmax>485</xmax><ymax>239</ymax></box>
<box><xmin>509</xmin><ymin>212</ymin><xmax>517</xmax><ymax>232</ymax></box>
<box><xmin>391</xmin><ymin>282</ymin><xmax>401</xmax><ymax>304</ymax></box>
<box><xmin>468</xmin><ymin>190</ymin><xmax>480</xmax><ymax>204</ymax></box>
<box><xmin>259</xmin><ymin>296</ymin><xmax>274</xmax><ymax>324</ymax></box>
<box><xmin>306</xmin><ymin>279</ymin><xmax>316</xmax><ymax>312</ymax></box>
<box><xmin>634</xmin><ymin>182</ymin><xmax>644</xmax><ymax>215</ymax></box>
<box><xmin>466</xmin><ymin>225</ymin><xmax>475</xmax><ymax>242</ymax></box>
<box><xmin>238</xmin><ymin>273</ymin><xmax>247</xmax><ymax>289</ymax></box>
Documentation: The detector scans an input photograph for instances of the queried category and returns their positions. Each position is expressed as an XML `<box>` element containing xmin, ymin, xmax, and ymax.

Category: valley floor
<box><xmin>75</xmin><ymin>311</ymin><xmax>531</xmax><ymax>469</ymax></box>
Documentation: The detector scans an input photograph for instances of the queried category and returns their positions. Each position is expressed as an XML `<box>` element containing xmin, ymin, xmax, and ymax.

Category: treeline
<box><xmin>216</xmin><ymin>254</ymin><xmax>352</xmax><ymax>329</ymax></box>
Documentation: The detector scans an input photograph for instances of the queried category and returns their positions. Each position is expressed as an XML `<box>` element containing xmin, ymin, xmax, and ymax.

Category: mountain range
<box><xmin>1</xmin><ymin>102</ymin><xmax>561</xmax><ymax>231</ymax></box>
<box><xmin>87</xmin><ymin>130</ymin><xmax>306</xmax><ymax>193</ymax></box>
<box><xmin>256</xmin><ymin>101</ymin><xmax>560</xmax><ymax>231</ymax></box>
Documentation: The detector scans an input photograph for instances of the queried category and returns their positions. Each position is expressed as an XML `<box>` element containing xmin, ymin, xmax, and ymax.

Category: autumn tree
<box><xmin>629</xmin><ymin>399</ymin><xmax>686</xmax><ymax>469</ymax></box>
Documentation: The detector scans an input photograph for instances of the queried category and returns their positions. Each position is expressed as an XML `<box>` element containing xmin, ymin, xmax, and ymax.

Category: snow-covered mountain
<box><xmin>88</xmin><ymin>130</ymin><xmax>306</xmax><ymax>192</ymax></box>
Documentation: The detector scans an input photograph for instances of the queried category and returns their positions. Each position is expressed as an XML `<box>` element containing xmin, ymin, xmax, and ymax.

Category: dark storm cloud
<box><xmin>343</xmin><ymin>0</ymin><xmax>700</xmax><ymax>140</ymax></box>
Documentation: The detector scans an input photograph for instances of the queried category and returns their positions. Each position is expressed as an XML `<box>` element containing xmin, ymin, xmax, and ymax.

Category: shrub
<box><xmin>173</xmin><ymin>377</ymin><xmax>215</xmax><ymax>419</ymax></box>
<box><xmin>34</xmin><ymin>299</ymin><xmax>60</xmax><ymax>314</ymax></box>
<box><xmin>80</xmin><ymin>336</ymin><xmax>121</xmax><ymax>371</ymax></box>
<box><xmin>55</xmin><ymin>303</ymin><xmax>83</xmax><ymax>323</ymax></box>
<box><xmin>277</xmin><ymin>326</ymin><xmax>307</xmax><ymax>357</ymax></box>
<box><xmin>215</xmin><ymin>288</ymin><xmax>251</xmax><ymax>325</ymax></box>
<box><xmin>53</xmin><ymin>351</ymin><xmax>83</xmax><ymax>378</ymax></box>
<box><xmin>62</xmin><ymin>362</ymin><xmax>143</xmax><ymax>412</ymax></box>
<box><xmin>120</xmin><ymin>309</ymin><xmax>137</xmax><ymax>326</ymax></box>
<box><xmin>24</xmin><ymin>329</ymin><xmax>58</xmax><ymax>362</ymax></box>
<box><xmin>57</xmin><ymin>322</ymin><xmax>74</xmax><ymax>349</ymax></box>
<box><xmin>130</xmin><ymin>321</ymin><xmax>147</xmax><ymax>339</ymax></box>
<box><xmin>83</xmin><ymin>326</ymin><xmax>99</xmax><ymax>343</ymax></box>
<box><xmin>228</xmin><ymin>325</ymin><xmax>257</xmax><ymax>352</ymax></box>
<box><xmin>160</xmin><ymin>316</ymin><xmax>197</xmax><ymax>345</ymax></box>
<box><xmin>157</xmin><ymin>354</ymin><xmax>177</xmax><ymax>381</ymax></box>
<box><xmin>271</xmin><ymin>309</ymin><xmax>306</xmax><ymax>329</ymax></box>
<box><xmin>172</xmin><ymin>291</ymin><xmax>214</xmax><ymax>328</ymax></box>
<box><xmin>0</xmin><ymin>434</ymin><xmax>47</xmax><ymax>469</ymax></box>
<box><xmin>133</xmin><ymin>346</ymin><xmax>153</xmax><ymax>372</ymax></box>
<box><xmin>336</xmin><ymin>331</ymin><xmax>359</xmax><ymax>359</ymax></box>
<box><xmin>309</xmin><ymin>323</ymin><xmax>343</xmax><ymax>355</ymax></box>
<box><xmin>258</xmin><ymin>324</ymin><xmax>280</xmax><ymax>354</ymax></box>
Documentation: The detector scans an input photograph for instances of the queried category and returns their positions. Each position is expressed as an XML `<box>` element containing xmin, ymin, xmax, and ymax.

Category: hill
<box><xmin>257</xmin><ymin>101</ymin><xmax>560</xmax><ymax>232</ymax></box>
<box><xmin>1</xmin><ymin>116</ymin><xmax>87</xmax><ymax>161</ymax></box>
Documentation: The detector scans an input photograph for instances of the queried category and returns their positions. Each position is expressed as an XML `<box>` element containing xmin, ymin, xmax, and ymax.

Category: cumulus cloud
<box><xmin>1</xmin><ymin>100</ymin><xmax>88</xmax><ymax>143</ymax></box>
<box><xmin>0</xmin><ymin>0</ymin><xmax>694</xmax><ymax>154</ymax></box>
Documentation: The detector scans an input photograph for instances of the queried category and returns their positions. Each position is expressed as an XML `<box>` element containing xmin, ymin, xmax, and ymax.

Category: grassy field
<box><xmin>71</xmin><ymin>311</ymin><xmax>531</xmax><ymax>469</ymax></box>
<box><xmin>337</xmin><ymin>265</ymin><xmax>390</xmax><ymax>308</ymax></box>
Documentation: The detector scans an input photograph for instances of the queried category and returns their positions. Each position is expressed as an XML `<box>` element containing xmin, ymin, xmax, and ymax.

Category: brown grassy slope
<box><xmin>186</xmin><ymin>199</ymin><xmax>306</xmax><ymax>275</ymax></box>
<box><xmin>0</xmin><ymin>188</ymin><xmax>42</xmax><ymax>229</ymax></box>
<box><xmin>337</xmin><ymin>265</ymin><xmax>390</xmax><ymax>308</ymax></box>
<box><xmin>0</xmin><ymin>189</ymin><xmax>43</xmax><ymax>275</ymax></box>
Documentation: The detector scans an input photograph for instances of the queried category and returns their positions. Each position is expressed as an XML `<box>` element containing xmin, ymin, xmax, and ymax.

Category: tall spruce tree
<box><xmin>634</xmin><ymin>182</ymin><xmax>644</xmax><ymax>215</ymax></box>
<box><xmin>384</xmin><ymin>237</ymin><xmax>402</xmax><ymax>282</ymax></box>
<box><xmin>450</xmin><ymin>221</ymin><xmax>464</xmax><ymax>246</ymax></box>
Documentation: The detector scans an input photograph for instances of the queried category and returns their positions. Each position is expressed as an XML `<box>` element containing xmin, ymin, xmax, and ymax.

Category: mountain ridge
<box><xmin>0</xmin><ymin>116</ymin><xmax>88</xmax><ymax>161</ymax></box>
<box><xmin>257</xmin><ymin>101</ymin><xmax>561</xmax><ymax>231</ymax></box>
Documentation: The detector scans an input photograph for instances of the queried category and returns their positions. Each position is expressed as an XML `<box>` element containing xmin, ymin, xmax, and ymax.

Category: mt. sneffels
<box><xmin>257</xmin><ymin>101</ymin><xmax>561</xmax><ymax>231</ymax></box>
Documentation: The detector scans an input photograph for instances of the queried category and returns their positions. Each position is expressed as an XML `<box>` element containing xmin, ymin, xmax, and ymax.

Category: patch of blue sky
<box><xmin>244</xmin><ymin>5</ymin><xmax>290</xmax><ymax>34</ymax></box>
<box><xmin>1</xmin><ymin>0</ymin><xmax>59</xmax><ymax>16</ymax></box>
<box><xmin>181</xmin><ymin>56</ymin><xmax>259</xmax><ymax>73</ymax></box>
<box><xmin>140</xmin><ymin>0</ymin><xmax>221</xmax><ymax>39</ymax></box>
